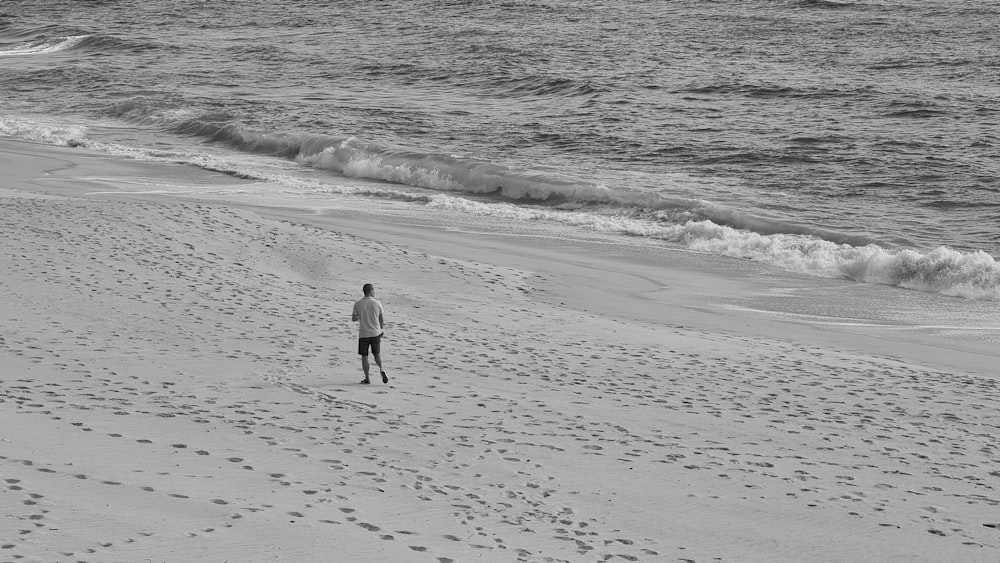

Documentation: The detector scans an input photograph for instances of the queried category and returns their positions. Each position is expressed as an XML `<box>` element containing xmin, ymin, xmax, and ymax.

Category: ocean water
<box><xmin>1</xmin><ymin>0</ymin><xmax>998</xmax><ymax>303</ymax></box>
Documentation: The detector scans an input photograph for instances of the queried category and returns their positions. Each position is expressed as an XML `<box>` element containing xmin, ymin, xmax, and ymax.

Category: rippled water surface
<box><xmin>1</xmin><ymin>0</ymin><xmax>998</xmax><ymax>299</ymax></box>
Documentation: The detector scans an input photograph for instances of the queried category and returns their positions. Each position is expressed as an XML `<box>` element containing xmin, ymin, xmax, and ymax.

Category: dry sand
<box><xmin>2</xmin><ymin>139</ymin><xmax>999</xmax><ymax>562</ymax></box>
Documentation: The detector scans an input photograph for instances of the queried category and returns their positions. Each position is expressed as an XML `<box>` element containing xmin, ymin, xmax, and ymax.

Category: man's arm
<box><xmin>351</xmin><ymin>302</ymin><xmax>359</xmax><ymax>322</ymax></box>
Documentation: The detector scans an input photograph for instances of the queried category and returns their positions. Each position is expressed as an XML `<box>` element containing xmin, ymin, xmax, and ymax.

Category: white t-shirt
<box><xmin>353</xmin><ymin>296</ymin><xmax>384</xmax><ymax>338</ymax></box>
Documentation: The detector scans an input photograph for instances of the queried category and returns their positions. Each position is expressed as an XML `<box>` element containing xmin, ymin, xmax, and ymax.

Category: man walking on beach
<box><xmin>352</xmin><ymin>283</ymin><xmax>388</xmax><ymax>384</ymax></box>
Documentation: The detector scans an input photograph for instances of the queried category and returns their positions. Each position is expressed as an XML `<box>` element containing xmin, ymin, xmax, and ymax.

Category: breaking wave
<box><xmin>3</xmin><ymin>112</ymin><xmax>998</xmax><ymax>301</ymax></box>
<box><xmin>0</xmin><ymin>34</ymin><xmax>91</xmax><ymax>56</ymax></box>
<box><xmin>426</xmin><ymin>194</ymin><xmax>1000</xmax><ymax>300</ymax></box>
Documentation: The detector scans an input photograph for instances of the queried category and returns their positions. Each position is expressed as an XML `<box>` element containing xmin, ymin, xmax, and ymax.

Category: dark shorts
<box><xmin>358</xmin><ymin>334</ymin><xmax>382</xmax><ymax>356</ymax></box>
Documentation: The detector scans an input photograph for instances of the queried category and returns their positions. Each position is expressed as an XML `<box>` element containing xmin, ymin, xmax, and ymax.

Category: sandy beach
<box><xmin>2</xmin><ymin>139</ymin><xmax>999</xmax><ymax>562</ymax></box>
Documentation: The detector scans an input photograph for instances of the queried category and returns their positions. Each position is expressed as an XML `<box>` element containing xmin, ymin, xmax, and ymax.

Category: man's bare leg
<box><xmin>374</xmin><ymin>353</ymin><xmax>388</xmax><ymax>383</ymax></box>
<box><xmin>361</xmin><ymin>355</ymin><xmax>371</xmax><ymax>383</ymax></box>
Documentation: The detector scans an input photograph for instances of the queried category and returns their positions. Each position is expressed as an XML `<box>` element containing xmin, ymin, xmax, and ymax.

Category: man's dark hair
<box><xmin>363</xmin><ymin>283</ymin><xmax>374</xmax><ymax>296</ymax></box>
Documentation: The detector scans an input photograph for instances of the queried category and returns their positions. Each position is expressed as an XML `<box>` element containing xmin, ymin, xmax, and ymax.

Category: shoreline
<box><xmin>7</xmin><ymin>137</ymin><xmax>997</xmax><ymax>378</ymax></box>
<box><xmin>3</xmin><ymin>138</ymin><xmax>999</xmax><ymax>562</ymax></box>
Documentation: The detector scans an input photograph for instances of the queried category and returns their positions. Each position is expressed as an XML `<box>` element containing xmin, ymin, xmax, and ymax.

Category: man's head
<box><xmin>363</xmin><ymin>283</ymin><xmax>374</xmax><ymax>296</ymax></box>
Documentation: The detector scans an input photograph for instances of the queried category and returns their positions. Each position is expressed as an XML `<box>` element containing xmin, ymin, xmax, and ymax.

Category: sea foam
<box><xmin>0</xmin><ymin>116</ymin><xmax>88</xmax><ymax>145</ymax></box>
<box><xmin>426</xmin><ymin>194</ymin><xmax>1000</xmax><ymax>300</ymax></box>
<box><xmin>0</xmin><ymin>35</ymin><xmax>91</xmax><ymax>56</ymax></box>
<box><xmin>3</xmin><ymin>114</ymin><xmax>997</xmax><ymax>300</ymax></box>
